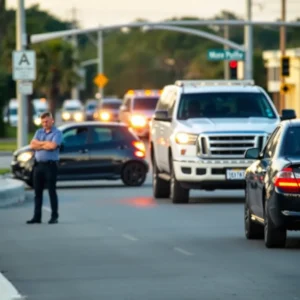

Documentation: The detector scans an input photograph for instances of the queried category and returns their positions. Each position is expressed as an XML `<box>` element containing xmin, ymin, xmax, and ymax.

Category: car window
<box><xmin>263</xmin><ymin>127</ymin><xmax>282</xmax><ymax>159</ymax></box>
<box><xmin>132</xmin><ymin>97</ymin><xmax>159</xmax><ymax>110</ymax></box>
<box><xmin>283</xmin><ymin>126</ymin><xmax>300</xmax><ymax>156</ymax></box>
<box><xmin>62</xmin><ymin>127</ymin><xmax>89</xmax><ymax>148</ymax></box>
<box><xmin>177</xmin><ymin>92</ymin><xmax>277</xmax><ymax>120</ymax></box>
<box><xmin>89</xmin><ymin>127</ymin><xmax>126</xmax><ymax>144</ymax></box>
<box><xmin>101</xmin><ymin>102</ymin><xmax>122</xmax><ymax>110</ymax></box>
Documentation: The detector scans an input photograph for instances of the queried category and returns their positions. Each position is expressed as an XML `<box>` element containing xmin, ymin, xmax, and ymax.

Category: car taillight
<box><xmin>132</xmin><ymin>141</ymin><xmax>146</xmax><ymax>158</ymax></box>
<box><xmin>274</xmin><ymin>167</ymin><xmax>300</xmax><ymax>193</ymax></box>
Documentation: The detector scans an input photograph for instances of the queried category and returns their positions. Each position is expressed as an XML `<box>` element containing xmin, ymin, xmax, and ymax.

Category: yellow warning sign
<box><xmin>94</xmin><ymin>73</ymin><xmax>108</xmax><ymax>88</ymax></box>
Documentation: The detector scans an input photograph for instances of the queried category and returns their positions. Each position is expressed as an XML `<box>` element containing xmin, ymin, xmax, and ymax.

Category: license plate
<box><xmin>226</xmin><ymin>169</ymin><xmax>245</xmax><ymax>180</ymax></box>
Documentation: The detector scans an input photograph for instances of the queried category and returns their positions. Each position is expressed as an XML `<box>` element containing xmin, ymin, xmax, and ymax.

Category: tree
<box><xmin>32</xmin><ymin>39</ymin><xmax>81</xmax><ymax>116</ymax></box>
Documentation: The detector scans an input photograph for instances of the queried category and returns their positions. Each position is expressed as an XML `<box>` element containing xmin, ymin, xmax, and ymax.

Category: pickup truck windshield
<box><xmin>177</xmin><ymin>92</ymin><xmax>277</xmax><ymax>120</ymax></box>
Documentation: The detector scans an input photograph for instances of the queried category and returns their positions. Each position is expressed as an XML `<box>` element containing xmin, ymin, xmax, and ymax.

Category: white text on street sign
<box><xmin>207</xmin><ymin>49</ymin><xmax>245</xmax><ymax>61</ymax></box>
<box><xmin>12</xmin><ymin>50</ymin><xmax>36</xmax><ymax>81</ymax></box>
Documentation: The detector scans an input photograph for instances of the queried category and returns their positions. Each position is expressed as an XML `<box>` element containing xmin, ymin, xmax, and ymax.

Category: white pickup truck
<box><xmin>149</xmin><ymin>80</ymin><xmax>296</xmax><ymax>203</ymax></box>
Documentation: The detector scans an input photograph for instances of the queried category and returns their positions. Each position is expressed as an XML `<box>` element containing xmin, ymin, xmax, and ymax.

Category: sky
<box><xmin>6</xmin><ymin>0</ymin><xmax>300</xmax><ymax>29</ymax></box>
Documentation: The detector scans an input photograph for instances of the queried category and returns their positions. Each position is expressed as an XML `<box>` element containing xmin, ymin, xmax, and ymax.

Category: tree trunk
<box><xmin>48</xmin><ymin>71</ymin><xmax>60</xmax><ymax>118</ymax></box>
<box><xmin>27</xmin><ymin>95</ymin><xmax>35</xmax><ymax>132</ymax></box>
<box><xmin>0</xmin><ymin>0</ymin><xmax>6</xmax><ymax>45</ymax></box>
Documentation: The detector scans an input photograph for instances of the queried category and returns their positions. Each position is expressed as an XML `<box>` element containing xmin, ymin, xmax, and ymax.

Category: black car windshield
<box><xmin>133</xmin><ymin>97</ymin><xmax>159</xmax><ymax>110</ymax></box>
<box><xmin>177</xmin><ymin>92</ymin><xmax>277</xmax><ymax>120</ymax></box>
<box><xmin>101</xmin><ymin>102</ymin><xmax>121</xmax><ymax>110</ymax></box>
<box><xmin>87</xmin><ymin>104</ymin><xmax>96</xmax><ymax>110</ymax></box>
<box><xmin>284</xmin><ymin>126</ymin><xmax>300</xmax><ymax>156</ymax></box>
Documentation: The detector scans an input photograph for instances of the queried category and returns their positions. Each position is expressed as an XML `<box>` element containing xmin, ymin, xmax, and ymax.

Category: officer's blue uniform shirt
<box><xmin>33</xmin><ymin>126</ymin><xmax>63</xmax><ymax>162</ymax></box>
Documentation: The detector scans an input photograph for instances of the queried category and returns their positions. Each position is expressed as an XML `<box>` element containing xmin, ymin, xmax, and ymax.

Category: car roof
<box><xmin>102</xmin><ymin>98</ymin><xmax>122</xmax><ymax>103</ymax></box>
<box><xmin>57</xmin><ymin>121</ymin><xmax>127</xmax><ymax>131</ymax></box>
<box><xmin>282</xmin><ymin>119</ymin><xmax>300</xmax><ymax>127</ymax></box>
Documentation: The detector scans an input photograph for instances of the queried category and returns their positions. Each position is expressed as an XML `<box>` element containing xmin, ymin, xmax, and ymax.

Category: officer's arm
<box><xmin>42</xmin><ymin>131</ymin><xmax>63</xmax><ymax>150</ymax></box>
<box><xmin>30</xmin><ymin>130</ymin><xmax>46</xmax><ymax>150</ymax></box>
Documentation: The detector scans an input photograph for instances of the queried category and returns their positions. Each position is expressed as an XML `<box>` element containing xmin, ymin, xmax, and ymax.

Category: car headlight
<box><xmin>62</xmin><ymin>112</ymin><xmax>70</xmax><ymax>120</ymax></box>
<box><xmin>34</xmin><ymin>118</ymin><xmax>41</xmax><ymax>126</ymax></box>
<box><xmin>175</xmin><ymin>133</ymin><xmax>198</xmax><ymax>145</ymax></box>
<box><xmin>74</xmin><ymin>112</ymin><xmax>83</xmax><ymax>121</ymax></box>
<box><xmin>18</xmin><ymin>152</ymin><xmax>33</xmax><ymax>162</ymax></box>
<box><xmin>130</xmin><ymin>115</ymin><xmax>147</xmax><ymax>128</ymax></box>
<box><xmin>100</xmin><ymin>111</ymin><xmax>110</xmax><ymax>121</ymax></box>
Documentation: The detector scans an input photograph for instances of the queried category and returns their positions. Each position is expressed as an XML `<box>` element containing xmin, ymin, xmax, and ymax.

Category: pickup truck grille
<box><xmin>198</xmin><ymin>133</ymin><xmax>268</xmax><ymax>158</ymax></box>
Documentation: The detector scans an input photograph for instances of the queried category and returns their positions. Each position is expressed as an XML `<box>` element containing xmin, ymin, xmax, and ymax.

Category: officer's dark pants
<box><xmin>33</xmin><ymin>161</ymin><xmax>58</xmax><ymax>220</ymax></box>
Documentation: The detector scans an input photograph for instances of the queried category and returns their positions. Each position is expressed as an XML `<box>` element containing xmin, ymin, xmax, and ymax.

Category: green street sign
<box><xmin>207</xmin><ymin>49</ymin><xmax>245</xmax><ymax>61</ymax></box>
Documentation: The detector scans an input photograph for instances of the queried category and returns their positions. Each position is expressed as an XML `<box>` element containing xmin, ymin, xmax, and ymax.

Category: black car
<box><xmin>244</xmin><ymin>120</ymin><xmax>300</xmax><ymax>248</ymax></box>
<box><xmin>11</xmin><ymin>122</ymin><xmax>149</xmax><ymax>187</ymax></box>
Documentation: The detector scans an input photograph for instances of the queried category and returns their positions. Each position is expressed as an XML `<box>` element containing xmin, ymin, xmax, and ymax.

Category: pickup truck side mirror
<box><xmin>281</xmin><ymin>109</ymin><xmax>296</xmax><ymax>121</ymax></box>
<box><xmin>153</xmin><ymin>110</ymin><xmax>172</xmax><ymax>122</ymax></box>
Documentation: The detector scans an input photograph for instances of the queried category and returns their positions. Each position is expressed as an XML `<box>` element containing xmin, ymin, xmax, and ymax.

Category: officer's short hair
<box><xmin>40</xmin><ymin>112</ymin><xmax>53</xmax><ymax>119</ymax></box>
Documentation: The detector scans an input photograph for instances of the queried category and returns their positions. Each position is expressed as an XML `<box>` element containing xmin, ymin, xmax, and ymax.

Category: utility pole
<box><xmin>16</xmin><ymin>0</ymin><xmax>28</xmax><ymax>148</ymax></box>
<box><xmin>244</xmin><ymin>0</ymin><xmax>253</xmax><ymax>79</ymax></box>
<box><xmin>280</xmin><ymin>0</ymin><xmax>286</xmax><ymax>111</ymax></box>
<box><xmin>224</xmin><ymin>21</ymin><xmax>230</xmax><ymax>80</ymax></box>
<box><xmin>97</xmin><ymin>29</ymin><xmax>104</xmax><ymax>103</ymax></box>
<box><xmin>71</xmin><ymin>7</ymin><xmax>80</xmax><ymax>100</ymax></box>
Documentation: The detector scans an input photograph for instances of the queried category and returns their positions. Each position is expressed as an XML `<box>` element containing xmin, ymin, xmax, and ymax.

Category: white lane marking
<box><xmin>107</xmin><ymin>227</ymin><xmax>114</xmax><ymax>232</ymax></box>
<box><xmin>42</xmin><ymin>206</ymin><xmax>51</xmax><ymax>213</ymax></box>
<box><xmin>173</xmin><ymin>247</ymin><xmax>194</xmax><ymax>256</ymax></box>
<box><xmin>122</xmin><ymin>234</ymin><xmax>138</xmax><ymax>241</ymax></box>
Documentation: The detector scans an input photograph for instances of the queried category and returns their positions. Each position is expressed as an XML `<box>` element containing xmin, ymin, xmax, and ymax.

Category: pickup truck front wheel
<box><xmin>152</xmin><ymin>157</ymin><xmax>170</xmax><ymax>198</ymax></box>
<box><xmin>170</xmin><ymin>160</ymin><xmax>189</xmax><ymax>204</ymax></box>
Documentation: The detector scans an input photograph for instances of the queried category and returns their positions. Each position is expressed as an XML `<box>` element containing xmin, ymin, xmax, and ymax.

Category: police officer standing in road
<box><xmin>27</xmin><ymin>112</ymin><xmax>63</xmax><ymax>225</ymax></box>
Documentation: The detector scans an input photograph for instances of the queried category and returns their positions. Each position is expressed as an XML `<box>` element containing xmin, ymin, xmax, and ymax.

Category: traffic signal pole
<box><xmin>280</xmin><ymin>0</ymin><xmax>286</xmax><ymax>111</ymax></box>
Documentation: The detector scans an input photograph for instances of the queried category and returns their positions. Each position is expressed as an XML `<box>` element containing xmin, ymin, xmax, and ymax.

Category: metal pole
<box><xmin>71</xmin><ymin>34</ymin><xmax>80</xmax><ymax>99</ymax></box>
<box><xmin>97</xmin><ymin>30</ymin><xmax>103</xmax><ymax>104</ymax></box>
<box><xmin>224</xmin><ymin>23</ymin><xmax>230</xmax><ymax>79</ymax></box>
<box><xmin>244</xmin><ymin>0</ymin><xmax>253</xmax><ymax>79</ymax></box>
<box><xmin>16</xmin><ymin>0</ymin><xmax>28</xmax><ymax>148</ymax></box>
<box><xmin>280</xmin><ymin>0</ymin><xmax>286</xmax><ymax>111</ymax></box>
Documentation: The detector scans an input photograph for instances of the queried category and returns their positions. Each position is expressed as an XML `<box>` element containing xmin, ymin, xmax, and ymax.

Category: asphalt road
<box><xmin>1</xmin><ymin>172</ymin><xmax>300</xmax><ymax>299</ymax></box>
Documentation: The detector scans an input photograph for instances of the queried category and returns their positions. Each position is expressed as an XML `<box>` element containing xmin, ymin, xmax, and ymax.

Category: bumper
<box><xmin>268</xmin><ymin>191</ymin><xmax>300</xmax><ymax>230</ymax></box>
<box><xmin>173</xmin><ymin>159</ymin><xmax>253</xmax><ymax>190</ymax></box>
<box><xmin>11</xmin><ymin>159</ymin><xmax>34</xmax><ymax>183</ymax></box>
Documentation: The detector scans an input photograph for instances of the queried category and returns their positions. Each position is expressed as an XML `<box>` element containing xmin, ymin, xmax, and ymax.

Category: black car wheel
<box><xmin>244</xmin><ymin>188</ymin><xmax>264</xmax><ymax>239</ymax></box>
<box><xmin>152</xmin><ymin>155</ymin><xmax>170</xmax><ymax>198</ymax></box>
<box><xmin>264</xmin><ymin>203</ymin><xmax>286</xmax><ymax>248</ymax></box>
<box><xmin>169</xmin><ymin>156</ymin><xmax>189</xmax><ymax>204</ymax></box>
<box><xmin>121</xmin><ymin>161</ymin><xmax>147</xmax><ymax>187</ymax></box>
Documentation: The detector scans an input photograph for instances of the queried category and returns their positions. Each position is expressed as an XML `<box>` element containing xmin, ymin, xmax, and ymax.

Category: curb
<box><xmin>0</xmin><ymin>152</ymin><xmax>13</xmax><ymax>156</ymax></box>
<box><xmin>0</xmin><ymin>273</ymin><xmax>24</xmax><ymax>300</ymax></box>
<box><xmin>0</xmin><ymin>178</ymin><xmax>25</xmax><ymax>208</ymax></box>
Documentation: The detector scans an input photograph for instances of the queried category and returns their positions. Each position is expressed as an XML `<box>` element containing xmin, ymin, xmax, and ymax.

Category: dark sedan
<box><xmin>11</xmin><ymin>122</ymin><xmax>149</xmax><ymax>187</ymax></box>
<box><xmin>93</xmin><ymin>98</ymin><xmax>122</xmax><ymax>122</ymax></box>
<box><xmin>244</xmin><ymin>119</ymin><xmax>300</xmax><ymax>248</ymax></box>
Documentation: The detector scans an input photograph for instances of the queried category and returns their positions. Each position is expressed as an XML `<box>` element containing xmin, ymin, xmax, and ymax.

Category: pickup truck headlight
<box><xmin>175</xmin><ymin>133</ymin><xmax>198</xmax><ymax>145</ymax></box>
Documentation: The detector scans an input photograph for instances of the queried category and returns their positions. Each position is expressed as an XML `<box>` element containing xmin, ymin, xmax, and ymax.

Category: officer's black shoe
<box><xmin>48</xmin><ymin>217</ymin><xmax>58</xmax><ymax>224</ymax></box>
<box><xmin>26</xmin><ymin>218</ymin><xmax>41</xmax><ymax>224</ymax></box>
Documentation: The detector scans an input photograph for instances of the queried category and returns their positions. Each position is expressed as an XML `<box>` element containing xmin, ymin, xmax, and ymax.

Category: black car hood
<box><xmin>13</xmin><ymin>145</ymin><xmax>33</xmax><ymax>156</ymax></box>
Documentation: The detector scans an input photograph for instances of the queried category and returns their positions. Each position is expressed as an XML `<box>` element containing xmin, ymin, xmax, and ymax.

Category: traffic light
<box><xmin>229</xmin><ymin>60</ymin><xmax>238</xmax><ymax>79</ymax></box>
<box><xmin>281</xmin><ymin>56</ymin><xmax>290</xmax><ymax>77</ymax></box>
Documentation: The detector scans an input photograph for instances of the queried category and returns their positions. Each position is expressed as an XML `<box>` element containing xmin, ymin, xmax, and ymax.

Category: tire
<box><xmin>121</xmin><ymin>161</ymin><xmax>147</xmax><ymax>187</ymax></box>
<box><xmin>152</xmin><ymin>157</ymin><xmax>170</xmax><ymax>198</ymax></box>
<box><xmin>264</xmin><ymin>203</ymin><xmax>286</xmax><ymax>248</ymax></box>
<box><xmin>244</xmin><ymin>188</ymin><xmax>264</xmax><ymax>239</ymax></box>
<box><xmin>170</xmin><ymin>158</ymin><xmax>189</xmax><ymax>204</ymax></box>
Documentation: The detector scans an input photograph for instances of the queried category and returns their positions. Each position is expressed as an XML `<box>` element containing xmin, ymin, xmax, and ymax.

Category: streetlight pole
<box><xmin>97</xmin><ymin>30</ymin><xmax>104</xmax><ymax>104</ymax></box>
<box><xmin>16</xmin><ymin>0</ymin><xmax>28</xmax><ymax>148</ymax></box>
<box><xmin>244</xmin><ymin>0</ymin><xmax>253</xmax><ymax>79</ymax></box>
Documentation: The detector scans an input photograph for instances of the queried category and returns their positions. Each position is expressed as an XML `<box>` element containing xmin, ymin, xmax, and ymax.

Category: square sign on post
<box><xmin>12</xmin><ymin>50</ymin><xmax>36</xmax><ymax>81</ymax></box>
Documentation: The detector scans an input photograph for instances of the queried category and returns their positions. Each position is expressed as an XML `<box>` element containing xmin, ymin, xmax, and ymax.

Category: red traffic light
<box><xmin>229</xmin><ymin>61</ymin><xmax>237</xmax><ymax>68</ymax></box>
